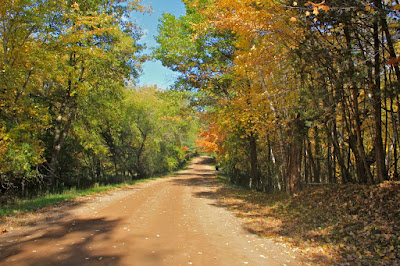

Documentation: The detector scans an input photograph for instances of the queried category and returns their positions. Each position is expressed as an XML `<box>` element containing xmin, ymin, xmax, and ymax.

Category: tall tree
<box><xmin>0</xmin><ymin>0</ymin><xmax>146</xmax><ymax>193</ymax></box>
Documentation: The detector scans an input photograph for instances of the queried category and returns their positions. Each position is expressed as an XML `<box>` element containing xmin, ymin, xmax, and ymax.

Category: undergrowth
<box><xmin>0</xmin><ymin>165</ymin><xmax>192</xmax><ymax>219</ymax></box>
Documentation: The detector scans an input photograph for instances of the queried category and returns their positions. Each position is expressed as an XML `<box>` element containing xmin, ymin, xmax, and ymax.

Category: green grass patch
<box><xmin>0</xmin><ymin>192</ymin><xmax>76</xmax><ymax>217</ymax></box>
<box><xmin>0</xmin><ymin>172</ymin><xmax>181</xmax><ymax>218</ymax></box>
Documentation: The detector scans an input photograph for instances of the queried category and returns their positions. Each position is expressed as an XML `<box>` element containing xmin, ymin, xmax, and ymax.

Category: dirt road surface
<box><xmin>0</xmin><ymin>157</ymin><xmax>303</xmax><ymax>265</ymax></box>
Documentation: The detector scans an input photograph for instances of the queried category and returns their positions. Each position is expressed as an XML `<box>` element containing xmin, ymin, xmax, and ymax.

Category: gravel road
<box><xmin>0</xmin><ymin>157</ymin><xmax>302</xmax><ymax>265</ymax></box>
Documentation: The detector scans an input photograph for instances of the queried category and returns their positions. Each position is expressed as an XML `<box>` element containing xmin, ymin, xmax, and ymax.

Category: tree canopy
<box><xmin>155</xmin><ymin>0</ymin><xmax>400</xmax><ymax>193</ymax></box>
<box><xmin>0</xmin><ymin>0</ymin><xmax>198</xmax><ymax>198</ymax></box>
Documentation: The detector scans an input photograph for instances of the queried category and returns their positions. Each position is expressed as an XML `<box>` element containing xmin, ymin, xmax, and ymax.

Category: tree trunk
<box><xmin>325</xmin><ymin>119</ymin><xmax>351</xmax><ymax>183</ymax></box>
<box><xmin>343</xmin><ymin>23</ymin><xmax>374</xmax><ymax>184</ymax></box>
<box><xmin>48</xmin><ymin>51</ymin><xmax>82</xmax><ymax>186</ymax></box>
<box><xmin>266</xmin><ymin>137</ymin><xmax>274</xmax><ymax>192</ymax></box>
<box><xmin>137</xmin><ymin>128</ymin><xmax>147</xmax><ymax>179</ymax></box>
<box><xmin>286</xmin><ymin>115</ymin><xmax>305</xmax><ymax>194</ymax></box>
<box><xmin>348</xmin><ymin>134</ymin><xmax>368</xmax><ymax>183</ymax></box>
<box><xmin>351</xmin><ymin>86</ymin><xmax>375</xmax><ymax>183</ymax></box>
<box><xmin>313</xmin><ymin>126</ymin><xmax>321</xmax><ymax>182</ymax></box>
<box><xmin>101</xmin><ymin>127</ymin><xmax>119</xmax><ymax>177</ymax></box>
<box><xmin>306</xmin><ymin>138</ymin><xmax>318</xmax><ymax>183</ymax></box>
<box><xmin>327</xmin><ymin>137</ymin><xmax>334</xmax><ymax>183</ymax></box>
<box><xmin>304</xmin><ymin>139</ymin><xmax>309</xmax><ymax>184</ymax></box>
<box><xmin>392</xmin><ymin>98</ymin><xmax>399</xmax><ymax>180</ymax></box>
<box><xmin>48</xmin><ymin>94</ymin><xmax>75</xmax><ymax>186</ymax></box>
<box><xmin>372</xmin><ymin>20</ymin><xmax>387</xmax><ymax>182</ymax></box>
<box><xmin>248</xmin><ymin>133</ymin><xmax>260</xmax><ymax>190</ymax></box>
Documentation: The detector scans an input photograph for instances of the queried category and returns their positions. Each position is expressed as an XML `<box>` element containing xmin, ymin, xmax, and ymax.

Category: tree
<box><xmin>0</xmin><ymin>0</ymin><xmax>146</xmax><ymax>195</ymax></box>
<box><xmin>153</xmin><ymin>1</ymin><xmax>236</xmax><ymax>97</ymax></box>
<box><xmin>41</xmin><ymin>0</ymin><xmax>145</xmax><ymax>186</ymax></box>
<box><xmin>1</xmin><ymin>0</ymin><xmax>52</xmax><ymax>193</ymax></box>
<box><xmin>102</xmin><ymin>86</ymin><xmax>198</xmax><ymax>179</ymax></box>
<box><xmin>160</xmin><ymin>0</ymin><xmax>400</xmax><ymax>194</ymax></box>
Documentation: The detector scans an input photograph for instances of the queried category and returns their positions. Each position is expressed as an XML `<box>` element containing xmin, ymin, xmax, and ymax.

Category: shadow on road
<box><xmin>170</xmin><ymin>156</ymin><xmax>322</xmax><ymax>265</ymax></box>
<box><xmin>0</xmin><ymin>214</ymin><xmax>122</xmax><ymax>265</ymax></box>
<box><xmin>170</xmin><ymin>175</ymin><xmax>219</xmax><ymax>189</ymax></box>
<box><xmin>171</xmin><ymin>157</ymin><xmax>219</xmax><ymax>189</ymax></box>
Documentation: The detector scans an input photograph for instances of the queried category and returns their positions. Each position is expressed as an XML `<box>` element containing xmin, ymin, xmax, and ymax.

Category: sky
<box><xmin>131</xmin><ymin>0</ymin><xmax>186</xmax><ymax>89</ymax></box>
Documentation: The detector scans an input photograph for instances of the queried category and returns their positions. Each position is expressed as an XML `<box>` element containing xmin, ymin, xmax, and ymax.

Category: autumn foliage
<box><xmin>155</xmin><ymin>0</ymin><xmax>400</xmax><ymax>193</ymax></box>
<box><xmin>0</xmin><ymin>1</ymin><xmax>197</xmax><ymax>200</ymax></box>
<box><xmin>196</xmin><ymin>121</ymin><xmax>225</xmax><ymax>154</ymax></box>
<box><xmin>155</xmin><ymin>1</ymin><xmax>400</xmax><ymax>262</ymax></box>
<box><xmin>2</xmin><ymin>0</ymin><xmax>400</xmax><ymax>263</ymax></box>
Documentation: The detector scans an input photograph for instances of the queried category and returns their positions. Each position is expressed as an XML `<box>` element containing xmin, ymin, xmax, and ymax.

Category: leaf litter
<box><xmin>211</xmin><ymin>180</ymin><xmax>400</xmax><ymax>265</ymax></box>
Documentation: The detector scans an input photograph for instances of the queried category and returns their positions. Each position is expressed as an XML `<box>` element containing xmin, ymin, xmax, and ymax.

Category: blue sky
<box><xmin>131</xmin><ymin>0</ymin><xmax>186</xmax><ymax>88</ymax></box>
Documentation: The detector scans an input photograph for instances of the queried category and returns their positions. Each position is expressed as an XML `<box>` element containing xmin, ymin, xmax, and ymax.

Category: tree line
<box><xmin>155</xmin><ymin>0</ymin><xmax>400</xmax><ymax>193</ymax></box>
<box><xmin>0</xmin><ymin>0</ymin><xmax>197</xmax><ymax>200</ymax></box>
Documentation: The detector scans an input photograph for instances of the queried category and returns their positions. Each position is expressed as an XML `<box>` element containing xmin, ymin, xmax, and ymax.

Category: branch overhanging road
<box><xmin>0</xmin><ymin>157</ymin><xmax>304</xmax><ymax>265</ymax></box>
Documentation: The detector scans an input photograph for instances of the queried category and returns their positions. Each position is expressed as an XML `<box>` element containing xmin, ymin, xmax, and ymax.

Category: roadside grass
<box><xmin>216</xmin><ymin>174</ymin><xmax>231</xmax><ymax>185</ymax></box>
<box><xmin>0</xmin><ymin>164</ymin><xmax>191</xmax><ymax>219</ymax></box>
<box><xmin>213</xmin><ymin>176</ymin><xmax>400</xmax><ymax>265</ymax></box>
